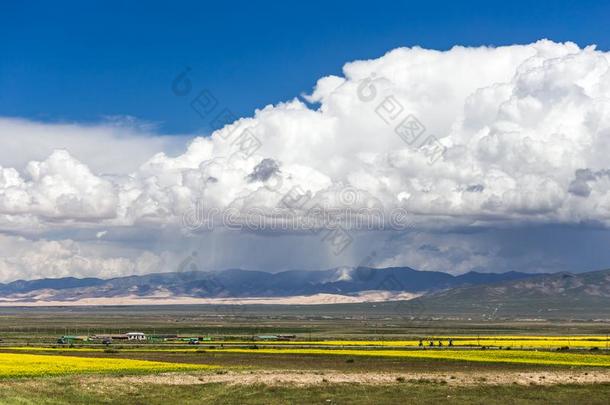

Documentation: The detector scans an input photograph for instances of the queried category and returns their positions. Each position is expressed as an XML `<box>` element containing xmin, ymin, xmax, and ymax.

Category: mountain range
<box><xmin>0</xmin><ymin>266</ymin><xmax>537</xmax><ymax>304</ymax></box>
<box><xmin>1</xmin><ymin>267</ymin><xmax>609</xmax><ymax>320</ymax></box>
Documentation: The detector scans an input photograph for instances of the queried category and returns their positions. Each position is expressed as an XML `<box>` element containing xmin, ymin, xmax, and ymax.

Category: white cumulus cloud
<box><xmin>1</xmin><ymin>39</ymin><xmax>610</xmax><ymax>280</ymax></box>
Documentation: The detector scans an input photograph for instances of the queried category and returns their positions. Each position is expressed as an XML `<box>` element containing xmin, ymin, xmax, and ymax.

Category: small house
<box><xmin>126</xmin><ymin>332</ymin><xmax>146</xmax><ymax>340</ymax></box>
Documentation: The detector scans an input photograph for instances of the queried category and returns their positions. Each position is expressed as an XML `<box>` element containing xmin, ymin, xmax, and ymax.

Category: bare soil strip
<box><xmin>108</xmin><ymin>369</ymin><xmax>610</xmax><ymax>387</ymax></box>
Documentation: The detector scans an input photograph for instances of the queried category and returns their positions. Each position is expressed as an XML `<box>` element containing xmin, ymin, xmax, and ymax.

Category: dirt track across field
<box><xmin>111</xmin><ymin>369</ymin><xmax>610</xmax><ymax>387</ymax></box>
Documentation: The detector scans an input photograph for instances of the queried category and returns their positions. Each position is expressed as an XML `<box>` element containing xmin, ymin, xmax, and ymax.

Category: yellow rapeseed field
<box><xmin>0</xmin><ymin>352</ymin><xmax>214</xmax><ymax>378</ymax></box>
<box><xmin>209</xmin><ymin>347</ymin><xmax>610</xmax><ymax>367</ymax></box>
<box><xmin>203</xmin><ymin>336</ymin><xmax>609</xmax><ymax>348</ymax></box>
<box><xmin>243</xmin><ymin>339</ymin><xmax>609</xmax><ymax>348</ymax></box>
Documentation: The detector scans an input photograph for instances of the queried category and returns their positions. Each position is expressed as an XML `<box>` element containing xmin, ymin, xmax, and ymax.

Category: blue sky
<box><xmin>1</xmin><ymin>0</ymin><xmax>609</xmax><ymax>133</ymax></box>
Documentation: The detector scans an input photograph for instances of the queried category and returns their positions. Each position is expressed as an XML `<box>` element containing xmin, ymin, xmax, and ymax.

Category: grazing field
<box><xmin>0</xmin><ymin>305</ymin><xmax>609</xmax><ymax>403</ymax></box>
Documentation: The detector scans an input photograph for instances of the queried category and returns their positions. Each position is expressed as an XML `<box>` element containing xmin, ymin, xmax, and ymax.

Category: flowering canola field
<box><xmin>160</xmin><ymin>336</ymin><xmax>610</xmax><ymax>349</ymax></box>
<box><xmin>245</xmin><ymin>337</ymin><xmax>610</xmax><ymax>348</ymax></box>
<box><xmin>0</xmin><ymin>352</ymin><xmax>214</xmax><ymax>378</ymax></box>
<box><xmin>210</xmin><ymin>348</ymin><xmax>610</xmax><ymax>367</ymax></box>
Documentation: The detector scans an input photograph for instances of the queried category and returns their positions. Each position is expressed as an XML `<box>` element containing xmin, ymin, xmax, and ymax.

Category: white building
<box><xmin>126</xmin><ymin>332</ymin><xmax>146</xmax><ymax>340</ymax></box>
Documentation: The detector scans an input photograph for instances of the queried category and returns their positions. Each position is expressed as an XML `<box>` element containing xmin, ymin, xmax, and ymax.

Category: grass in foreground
<box><xmin>0</xmin><ymin>377</ymin><xmax>609</xmax><ymax>404</ymax></box>
<box><xmin>0</xmin><ymin>352</ymin><xmax>215</xmax><ymax>378</ymax></box>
